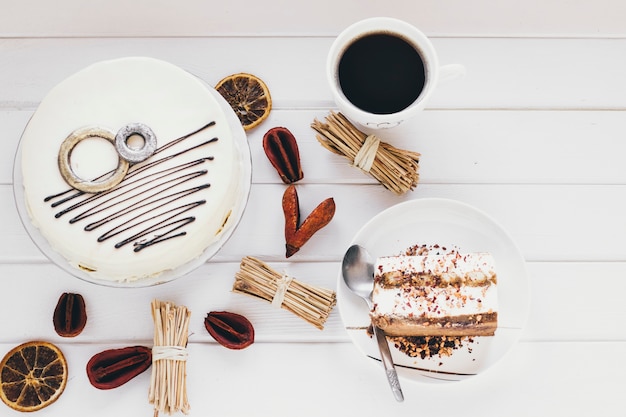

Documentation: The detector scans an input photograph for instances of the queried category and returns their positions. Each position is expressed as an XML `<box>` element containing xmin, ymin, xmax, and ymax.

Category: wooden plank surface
<box><xmin>0</xmin><ymin>341</ymin><xmax>621</xmax><ymax>417</ymax></box>
<box><xmin>4</xmin><ymin>108</ymin><xmax>626</xmax><ymax>185</ymax></box>
<box><xmin>2</xmin><ymin>38</ymin><xmax>626</xmax><ymax>110</ymax></box>
<box><xmin>2</xmin><ymin>183</ymin><xmax>626</xmax><ymax>263</ymax></box>
<box><xmin>2</xmin><ymin>0</ymin><xmax>626</xmax><ymax>37</ymax></box>
<box><xmin>0</xmin><ymin>2</ymin><xmax>624</xmax><ymax>416</ymax></box>
<box><xmin>1</xmin><ymin>261</ymin><xmax>625</xmax><ymax>344</ymax></box>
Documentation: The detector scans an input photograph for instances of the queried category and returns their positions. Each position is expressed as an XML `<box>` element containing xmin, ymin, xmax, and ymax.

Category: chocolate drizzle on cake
<box><xmin>45</xmin><ymin>122</ymin><xmax>219</xmax><ymax>252</ymax></box>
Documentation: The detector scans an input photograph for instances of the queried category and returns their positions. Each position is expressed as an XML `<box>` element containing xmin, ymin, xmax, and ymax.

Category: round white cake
<box><xmin>18</xmin><ymin>57</ymin><xmax>249</xmax><ymax>284</ymax></box>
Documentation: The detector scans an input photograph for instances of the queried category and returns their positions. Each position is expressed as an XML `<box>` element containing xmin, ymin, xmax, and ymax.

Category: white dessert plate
<box><xmin>13</xmin><ymin>58</ymin><xmax>252</xmax><ymax>287</ymax></box>
<box><xmin>337</xmin><ymin>197</ymin><xmax>530</xmax><ymax>383</ymax></box>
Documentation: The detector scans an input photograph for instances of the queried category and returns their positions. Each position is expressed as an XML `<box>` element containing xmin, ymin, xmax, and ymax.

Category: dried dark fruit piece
<box><xmin>215</xmin><ymin>73</ymin><xmax>272</xmax><ymax>131</ymax></box>
<box><xmin>204</xmin><ymin>311</ymin><xmax>254</xmax><ymax>350</ymax></box>
<box><xmin>86</xmin><ymin>346</ymin><xmax>152</xmax><ymax>390</ymax></box>
<box><xmin>0</xmin><ymin>341</ymin><xmax>68</xmax><ymax>412</ymax></box>
<box><xmin>282</xmin><ymin>185</ymin><xmax>336</xmax><ymax>258</ymax></box>
<box><xmin>263</xmin><ymin>127</ymin><xmax>304</xmax><ymax>184</ymax></box>
<box><xmin>53</xmin><ymin>292</ymin><xmax>87</xmax><ymax>337</ymax></box>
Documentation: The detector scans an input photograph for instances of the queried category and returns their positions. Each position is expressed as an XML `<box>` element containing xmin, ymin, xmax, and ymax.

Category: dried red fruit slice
<box><xmin>53</xmin><ymin>292</ymin><xmax>87</xmax><ymax>337</ymax></box>
<box><xmin>263</xmin><ymin>127</ymin><xmax>304</xmax><ymax>184</ymax></box>
<box><xmin>204</xmin><ymin>311</ymin><xmax>255</xmax><ymax>349</ymax></box>
<box><xmin>86</xmin><ymin>346</ymin><xmax>152</xmax><ymax>390</ymax></box>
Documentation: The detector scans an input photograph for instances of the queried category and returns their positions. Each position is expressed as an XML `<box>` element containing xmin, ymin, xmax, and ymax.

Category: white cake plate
<box><xmin>13</xmin><ymin>58</ymin><xmax>252</xmax><ymax>287</ymax></box>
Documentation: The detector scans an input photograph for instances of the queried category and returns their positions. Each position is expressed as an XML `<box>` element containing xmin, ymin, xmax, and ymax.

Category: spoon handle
<box><xmin>373</xmin><ymin>326</ymin><xmax>404</xmax><ymax>402</ymax></box>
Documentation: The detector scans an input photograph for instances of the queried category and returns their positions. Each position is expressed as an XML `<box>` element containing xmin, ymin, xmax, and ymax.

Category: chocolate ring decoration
<box><xmin>58</xmin><ymin>126</ymin><xmax>130</xmax><ymax>193</ymax></box>
<box><xmin>115</xmin><ymin>122</ymin><xmax>157</xmax><ymax>163</ymax></box>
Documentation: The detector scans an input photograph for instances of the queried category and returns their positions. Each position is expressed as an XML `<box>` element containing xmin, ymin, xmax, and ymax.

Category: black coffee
<box><xmin>338</xmin><ymin>33</ymin><xmax>425</xmax><ymax>115</ymax></box>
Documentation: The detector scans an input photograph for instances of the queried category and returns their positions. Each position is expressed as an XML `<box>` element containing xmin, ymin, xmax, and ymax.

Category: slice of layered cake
<box><xmin>371</xmin><ymin>252</ymin><xmax>498</xmax><ymax>337</ymax></box>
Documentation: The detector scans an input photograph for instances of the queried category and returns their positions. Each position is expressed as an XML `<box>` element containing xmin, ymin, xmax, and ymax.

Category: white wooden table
<box><xmin>2</xmin><ymin>1</ymin><xmax>626</xmax><ymax>415</ymax></box>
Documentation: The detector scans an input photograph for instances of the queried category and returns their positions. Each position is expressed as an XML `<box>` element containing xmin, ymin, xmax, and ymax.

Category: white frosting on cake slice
<box><xmin>19</xmin><ymin>57</ymin><xmax>246</xmax><ymax>283</ymax></box>
<box><xmin>371</xmin><ymin>252</ymin><xmax>498</xmax><ymax>336</ymax></box>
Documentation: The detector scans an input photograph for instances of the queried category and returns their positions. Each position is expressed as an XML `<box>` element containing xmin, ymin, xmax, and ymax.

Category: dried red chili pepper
<box><xmin>282</xmin><ymin>185</ymin><xmax>335</xmax><ymax>258</ymax></box>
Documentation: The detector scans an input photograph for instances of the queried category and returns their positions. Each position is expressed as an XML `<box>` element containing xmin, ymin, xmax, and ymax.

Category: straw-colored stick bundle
<box><xmin>149</xmin><ymin>300</ymin><xmax>191</xmax><ymax>416</ymax></box>
<box><xmin>233</xmin><ymin>256</ymin><xmax>336</xmax><ymax>330</ymax></box>
<box><xmin>311</xmin><ymin>111</ymin><xmax>420</xmax><ymax>195</ymax></box>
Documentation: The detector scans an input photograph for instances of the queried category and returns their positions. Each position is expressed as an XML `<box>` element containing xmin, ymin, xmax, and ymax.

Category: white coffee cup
<box><xmin>327</xmin><ymin>17</ymin><xmax>465</xmax><ymax>129</ymax></box>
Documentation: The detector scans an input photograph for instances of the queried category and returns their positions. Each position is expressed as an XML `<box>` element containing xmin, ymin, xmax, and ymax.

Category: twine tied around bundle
<box><xmin>271</xmin><ymin>273</ymin><xmax>294</xmax><ymax>308</ymax></box>
<box><xmin>151</xmin><ymin>346</ymin><xmax>189</xmax><ymax>362</ymax></box>
<box><xmin>352</xmin><ymin>134</ymin><xmax>380</xmax><ymax>172</ymax></box>
<box><xmin>311</xmin><ymin>111</ymin><xmax>420</xmax><ymax>195</ymax></box>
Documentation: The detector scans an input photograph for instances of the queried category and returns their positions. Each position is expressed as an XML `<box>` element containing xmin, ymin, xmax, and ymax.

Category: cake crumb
<box><xmin>402</xmin><ymin>243</ymin><xmax>460</xmax><ymax>257</ymax></box>
<box><xmin>388</xmin><ymin>335</ymin><xmax>475</xmax><ymax>359</ymax></box>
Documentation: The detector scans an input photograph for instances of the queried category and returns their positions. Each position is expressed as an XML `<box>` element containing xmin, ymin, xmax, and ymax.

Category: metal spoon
<box><xmin>342</xmin><ymin>244</ymin><xmax>404</xmax><ymax>402</ymax></box>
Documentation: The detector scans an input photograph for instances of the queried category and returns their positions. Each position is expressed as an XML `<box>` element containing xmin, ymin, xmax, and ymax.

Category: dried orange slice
<box><xmin>0</xmin><ymin>341</ymin><xmax>68</xmax><ymax>412</ymax></box>
<box><xmin>216</xmin><ymin>73</ymin><xmax>272</xmax><ymax>131</ymax></box>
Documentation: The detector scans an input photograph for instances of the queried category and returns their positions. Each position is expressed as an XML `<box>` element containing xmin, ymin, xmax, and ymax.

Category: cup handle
<box><xmin>438</xmin><ymin>64</ymin><xmax>466</xmax><ymax>85</ymax></box>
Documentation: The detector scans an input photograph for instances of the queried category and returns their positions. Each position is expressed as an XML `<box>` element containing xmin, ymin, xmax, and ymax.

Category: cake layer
<box><xmin>371</xmin><ymin>312</ymin><xmax>498</xmax><ymax>337</ymax></box>
<box><xmin>375</xmin><ymin>252</ymin><xmax>497</xmax><ymax>287</ymax></box>
<box><xmin>371</xmin><ymin>252</ymin><xmax>498</xmax><ymax>337</ymax></box>
<box><xmin>372</xmin><ymin>281</ymin><xmax>497</xmax><ymax>320</ymax></box>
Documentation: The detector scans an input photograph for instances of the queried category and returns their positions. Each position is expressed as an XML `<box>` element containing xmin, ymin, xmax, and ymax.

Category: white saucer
<box><xmin>337</xmin><ymin>198</ymin><xmax>530</xmax><ymax>383</ymax></box>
